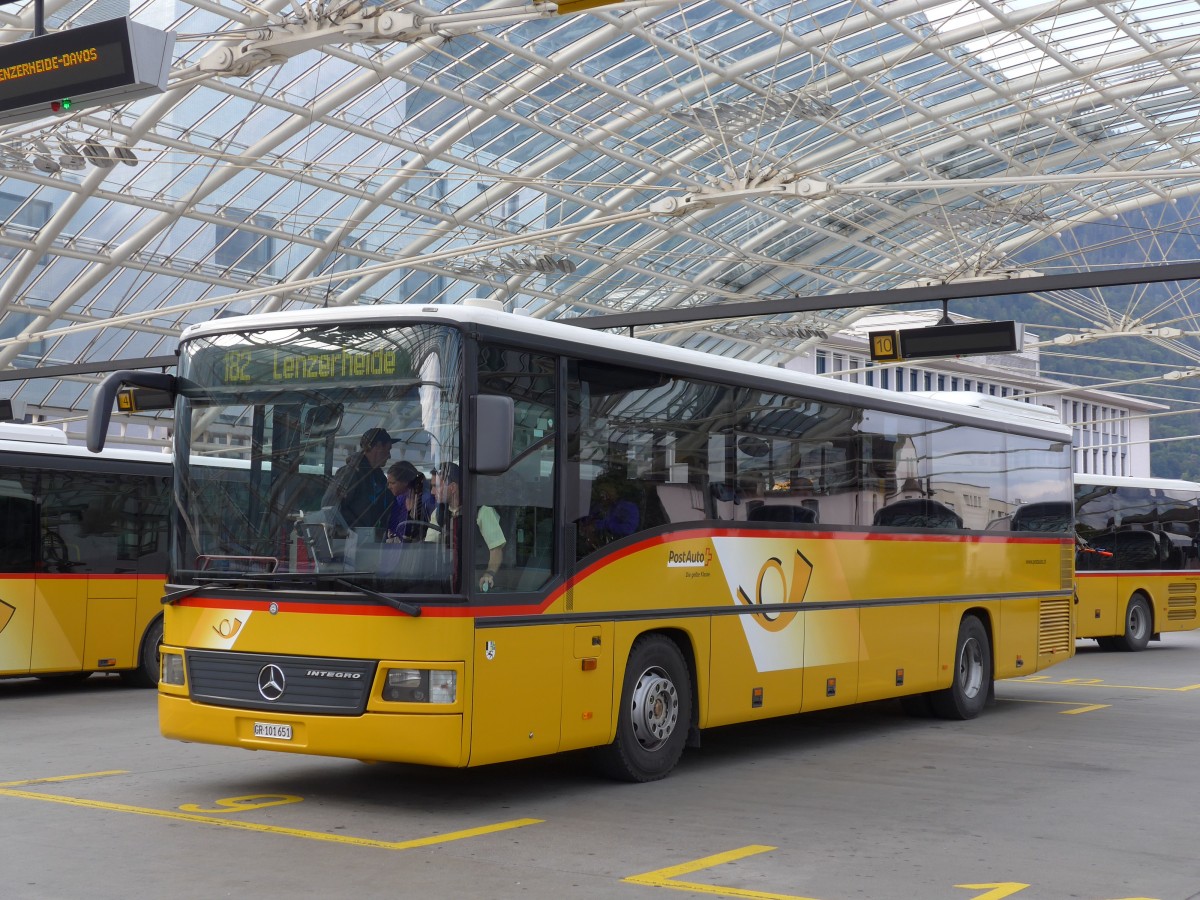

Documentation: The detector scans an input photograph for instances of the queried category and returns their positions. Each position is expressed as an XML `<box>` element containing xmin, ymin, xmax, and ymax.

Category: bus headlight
<box><xmin>382</xmin><ymin>668</ymin><xmax>456</xmax><ymax>704</ymax></box>
<box><xmin>161</xmin><ymin>652</ymin><xmax>186</xmax><ymax>686</ymax></box>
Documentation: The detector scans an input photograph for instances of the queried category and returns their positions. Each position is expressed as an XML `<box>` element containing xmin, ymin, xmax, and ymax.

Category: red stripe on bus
<box><xmin>174</xmin><ymin>529</ymin><xmax>1071</xmax><ymax>619</ymax></box>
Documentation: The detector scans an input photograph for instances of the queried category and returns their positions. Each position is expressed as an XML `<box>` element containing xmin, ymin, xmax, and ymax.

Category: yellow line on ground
<box><xmin>626</xmin><ymin>845</ymin><xmax>824</xmax><ymax>899</ymax></box>
<box><xmin>0</xmin><ymin>770</ymin><xmax>127</xmax><ymax>787</ymax></box>
<box><xmin>0</xmin><ymin>786</ymin><xmax>540</xmax><ymax>849</ymax></box>
<box><xmin>1002</xmin><ymin>698</ymin><xmax>1111</xmax><ymax>713</ymax></box>
<box><xmin>1011</xmin><ymin>677</ymin><xmax>1200</xmax><ymax>692</ymax></box>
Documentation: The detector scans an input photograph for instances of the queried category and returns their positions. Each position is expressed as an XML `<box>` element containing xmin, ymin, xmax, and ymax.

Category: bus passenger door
<box><xmin>0</xmin><ymin>478</ymin><xmax>37</xmax><ymax>675</ymax></box>
<box><xmin>470</xmin><ymin>625</ymin><xmax>563</xmax><ymax>766</ymax></box>
<box><xmin>42</xmin><ymin>471</ymin><xmax>139</xmax><ymax>672</ymax></box>
<box><xmin>1075</xmin><ymin>532</ymin><xmax>1118</xmax><ymax>638</ymax></box>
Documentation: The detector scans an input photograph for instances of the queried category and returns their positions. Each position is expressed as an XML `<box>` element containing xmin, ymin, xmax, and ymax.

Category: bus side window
<box><xmin>0</xmin><ymin>485</ymin><xmax>36</xmax><ymax>572</ymax></box>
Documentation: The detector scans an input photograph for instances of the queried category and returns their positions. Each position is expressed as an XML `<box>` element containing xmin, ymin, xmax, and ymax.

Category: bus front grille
<box><xmin>185</xmin><ymin>649</ymin><xmax>375</xmax><ymax>715</ymax></box>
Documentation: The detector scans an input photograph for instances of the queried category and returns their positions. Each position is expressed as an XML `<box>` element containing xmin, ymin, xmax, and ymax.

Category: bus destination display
<box><xmin>219</xmin><ymin>347</ymin><xmax>399</xmax><ymax>385</ymax></box>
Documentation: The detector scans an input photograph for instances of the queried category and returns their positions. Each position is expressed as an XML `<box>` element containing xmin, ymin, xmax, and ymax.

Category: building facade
<box><xmin>786</xmin><ymin>310</ymin><xmax>1162</xmax><ymax>478</ymax></box>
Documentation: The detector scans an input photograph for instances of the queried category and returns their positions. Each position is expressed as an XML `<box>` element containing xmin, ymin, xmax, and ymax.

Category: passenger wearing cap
<box><xmin>384</xmin><ymin>460</ymin><xmax>436</xmax><ymax>543</ymax></box>
<box><xmin>321</xmin><ymin>427</ymin><xmax>395</xmax><ymax>534</ymax></box>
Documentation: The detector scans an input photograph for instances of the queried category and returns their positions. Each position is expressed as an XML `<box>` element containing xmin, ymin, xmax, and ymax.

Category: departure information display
<box><xmin>0</xmin><ymin>18</ymin><xmax>173</xmax><ymax>126</ymax></box>
<box><xmin>869</xmin><ymin>320</ymin><xmax>1020</xmax><ymax>362</ymax></box>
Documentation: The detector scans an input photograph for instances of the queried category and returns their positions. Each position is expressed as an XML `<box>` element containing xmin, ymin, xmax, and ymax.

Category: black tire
<box><xmin>593</xmin><ymin>635</ymin><xmax>692</xmax><ymax>782</ymax></box>
<box><xmin>930</xmin><ymin>615</ymin><xmax>991</xmax><ymax>720</ymax></box>
<box><xmin>1115</xmin><ymin>595</ymin><xmax>1152</xmax><ymax>652</ymax></box>
<box><xmin>121</xmin><ymin>616</ymin><xmax>164</xmax><ymax>687</ymax></box>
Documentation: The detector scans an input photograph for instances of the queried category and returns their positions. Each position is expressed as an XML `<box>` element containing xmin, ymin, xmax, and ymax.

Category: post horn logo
<box><xmin>212</xmin><ymin>617</ymin><xmax>243</xmax><ymax>639</ymax></box>
<box><xmin>735</xmin><ymin>548</ymin><xmax>813</xmax><ymax>632</ymax></box>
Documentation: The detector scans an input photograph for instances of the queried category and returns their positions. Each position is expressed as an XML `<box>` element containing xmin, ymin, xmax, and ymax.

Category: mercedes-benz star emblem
<box><xmin>257</xmin><ymin>664</ymin><xmax>286</xmax><ymax>701</ymax></box>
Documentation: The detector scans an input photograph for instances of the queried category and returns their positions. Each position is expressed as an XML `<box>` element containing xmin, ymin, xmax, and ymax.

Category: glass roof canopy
<box><xmin>0</xmin><ymin>0</ymin><xmax>1199</xmax><ymax>423</ymax></box>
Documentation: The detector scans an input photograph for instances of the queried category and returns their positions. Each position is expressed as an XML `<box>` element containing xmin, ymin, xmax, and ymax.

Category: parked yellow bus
<box><xmin>89</xmin><ymin>302</ymin><xmax>1075</xmax><ymax>780</ymax></box>
<box><xmin>1074</xmin><ymin>474</ymin><xmax>1200</xmax><ymax>650</ymax></box>
<box><xmin>0</xmin><ymin>422</ymin><xmax>169</xmax><ymax>686</ymax></box>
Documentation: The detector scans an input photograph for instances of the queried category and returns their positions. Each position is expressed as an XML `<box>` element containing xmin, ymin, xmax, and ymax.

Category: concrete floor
<box><xmin>3</xmin><ymin>633</ymin><xmax>1199</xmax><ymax>900</ymax></box>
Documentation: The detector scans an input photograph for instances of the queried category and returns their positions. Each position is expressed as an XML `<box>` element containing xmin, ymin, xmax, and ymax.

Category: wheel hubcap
<box><xmin>629</xmin><ymin>666</ymin><xmax>678</xmax><ymax>751</ymax></box>
<box><xmin>958</xmin><ymin>637</ymin><xmax>984</xmax><ymax>699</ymax></box>
<box><xmin>1129</xmin><ymin>605</ymin><xmax>1148</xmax><ymax>639</ymax></box>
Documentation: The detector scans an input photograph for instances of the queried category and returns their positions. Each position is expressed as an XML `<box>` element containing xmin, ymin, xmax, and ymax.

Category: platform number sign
<box><xmin>870</xmin><ymin>330</ymin><xmax>902</xmax><ymax>362</ymax></box>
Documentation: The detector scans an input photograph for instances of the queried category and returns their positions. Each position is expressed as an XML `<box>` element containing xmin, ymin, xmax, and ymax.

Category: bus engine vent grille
<box><xmin>1167</xmin><ymin>582</ymin><xmax>1197</xmax><ymax>620</ymax></box>
<box><xmin>185</xmin><ymin>649</ymin><xmax>376</xmax><ymax>715</ymax></box>
<box><xmin>1037</xmin><ymin>597</ymin><xmax>1072</xmax><ymax>656</ymax></box>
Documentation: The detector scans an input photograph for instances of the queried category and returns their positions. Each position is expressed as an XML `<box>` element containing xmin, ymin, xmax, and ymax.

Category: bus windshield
<box><xmin>173</xmin><ymin>322</ymin><xmax>462</xmax><ymax>592</ymax></box>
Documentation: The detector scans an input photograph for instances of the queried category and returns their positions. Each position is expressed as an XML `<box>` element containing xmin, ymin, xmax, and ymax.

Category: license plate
<box><xmin>253</xmin><ymin>722</ymin><xmax>292</xmax><ymax>740</ymax></box>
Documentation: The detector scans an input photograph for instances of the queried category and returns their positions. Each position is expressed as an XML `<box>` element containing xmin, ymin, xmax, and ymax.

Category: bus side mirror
<box><xmin>87</xmin><ymin>370</ymin><xmax>177</xmax><ymax>453</ymax></box>
<box><xmin>472</xmin><ymin>394</ymin><xmax>514</xmax><ymax>475</ymax></box>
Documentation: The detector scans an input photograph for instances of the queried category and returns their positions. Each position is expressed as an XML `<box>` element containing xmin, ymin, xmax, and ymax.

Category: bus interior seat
<box><xmin>748</xmin><ymin>504</ymin><xmax>818</xmax><ymax>524</ymax></box>
<box><xmin>874</xmin><ymin>499</ymin><xmax>963</xmax><ymax>530</ymax></box>
<box><xmin>1105</xmin><ymin>529</ymin><xmax>1167</xmax><ymax>570</ymax></box>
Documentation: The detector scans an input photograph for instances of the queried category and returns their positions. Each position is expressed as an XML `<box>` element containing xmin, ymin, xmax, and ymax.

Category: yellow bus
<box><xmin>0</xmin><ymin>422</ymin><xmax>169</xmax><ymax>686</ymax></box>
<box><xmin>89</xmin><ymin>302</ymin><xmax>1076</xmax><ymax>780</ymax></box>
<box><xmin>1074</xmin><ymin>474</ymin><xmax>1200</xmax><ymax>650</ymax></box>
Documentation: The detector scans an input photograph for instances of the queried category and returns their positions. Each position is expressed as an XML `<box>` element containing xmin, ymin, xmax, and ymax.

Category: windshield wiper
<box><xmin>332</xmin><ymin>577</ymin><xmax>422</xmax><ymax>617</ymax></box>
<box><xmin>163</xmin><ymin>571</ymin><xmax>422</xmax><ymax>617</ymax></box>
<box><xmin>162</xmin><ymin>574</ymin><xmax>273</xmax><ymax>604</ymax></box>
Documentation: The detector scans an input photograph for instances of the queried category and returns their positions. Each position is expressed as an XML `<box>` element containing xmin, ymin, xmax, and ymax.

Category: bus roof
<box><xmin>178</xmin><ymin>302</ymin><xmax>1072</xmax><ymax>440</ymax></box>
<box><xmin>1074</xmin><ymin>473</ymin><xmax>1200</xmax><ymax>492</ymax></box>
<box><xmin>0</xmin><ymin>423</ymin><xmax>171</xmax><ymax>467</ymax></box>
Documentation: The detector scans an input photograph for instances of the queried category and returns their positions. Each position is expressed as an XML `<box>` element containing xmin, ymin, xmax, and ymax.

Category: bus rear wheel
<box><xmin>594</xmin><ymin>634</ymin><xmax>692</xmax><ymax>783</ymax></box>
<box><xmin>930</xmin><ymin>615</ymin><xmax>991</xmax><ymax>720</ymax></box>
<box><xmin>1114</xmin><ymin>595</ymin><xmax>1152</xmax><ymax>652</ymax></box>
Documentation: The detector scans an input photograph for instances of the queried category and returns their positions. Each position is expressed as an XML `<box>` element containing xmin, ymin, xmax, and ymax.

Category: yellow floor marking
<box><xmin>179</xmin><ymin>794</ymin><xmax>303</xmax><ymax>814</ymax></box>
<box><xmin>956</xmin><ymin>883</ymin><xmax>1029</xmax><ymax>899</ymax></box>
<box><xmin>1060</xmin><ymin>703</ymin><xmax>1110</xmax><ymax>715</ymax></box>
<box><xmin>1011</xmin><ymin>676</ymin><xmax>1200</xmax><ymax>692</ymax></box>
<box><xmin>1003</xmin><ymin>698</ymin><xmax>1111</xmax><ymax>714</ymax></box>
<box><xmin>626</xmin><ymin>845</ymin><xmax>825</xmax><ymax>899</ymax></box>
<box><xmin>0</xmin><ymin>770</ymin><xmax>126</xmax><ymax>788</ymax></box>
<box><xmin>0</xmin><ymin>785</ymin><xmax>540</xmax><ymax>850</ymax></box>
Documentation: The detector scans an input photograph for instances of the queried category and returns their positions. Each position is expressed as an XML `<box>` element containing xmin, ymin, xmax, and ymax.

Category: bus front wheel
<box><xmin>1115</xmin><ymin>595</ymin><xmax>1152</xmax><ymax>652</ymax></box>
<box><xmin>930</xmin><ymin>615</ymin><xmax>991</xmax><ymax>720</ymax></box>
<box><xmin>594</xmin><ymin>634</ymin><xmax>692</xmax><ymax>783</ymax></box>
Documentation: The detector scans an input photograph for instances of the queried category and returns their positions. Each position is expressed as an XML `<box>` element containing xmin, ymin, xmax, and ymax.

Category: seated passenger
<box><xmin>580</xmin><ymin>480</ymin><xmax>640</xmax><ymax>551</ymax></box>
<box><xmin>426</xmin><ymin>462</ymin><xmax>506</xmax><ymax>592</ymax></box>
<box><xmin>385</xmin><ymin>461</ymin><xmax>436</xmax><ymax>543</ymax></box>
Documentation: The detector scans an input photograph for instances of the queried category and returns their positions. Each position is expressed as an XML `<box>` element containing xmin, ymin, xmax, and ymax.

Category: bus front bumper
<box><xmin>158</xmin><ymin>693</ymin><xmax>467</xmax><ymax>767</ymax></box>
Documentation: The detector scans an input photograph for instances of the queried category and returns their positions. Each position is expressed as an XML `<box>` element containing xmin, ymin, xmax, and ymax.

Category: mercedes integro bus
<box><xmin>88</xmin><ymin>301</ymin><xmax>1076</xmax><ymax>781</ymax></box>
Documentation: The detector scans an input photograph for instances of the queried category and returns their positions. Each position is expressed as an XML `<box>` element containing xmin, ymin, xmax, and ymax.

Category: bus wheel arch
<box><xmin>929</xmin><ymin>612</ymin><xmax>992</xmax><ymax>720</ymax></box>
<box><xmin>593</xmin><ymin>630</ymin><xmax>695</xmax><ymax>782</ymax></box>
<box><xmin>121</xmin><ymin>614</ymin><xmax>164</xmax><ymax>688</ymax></box>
